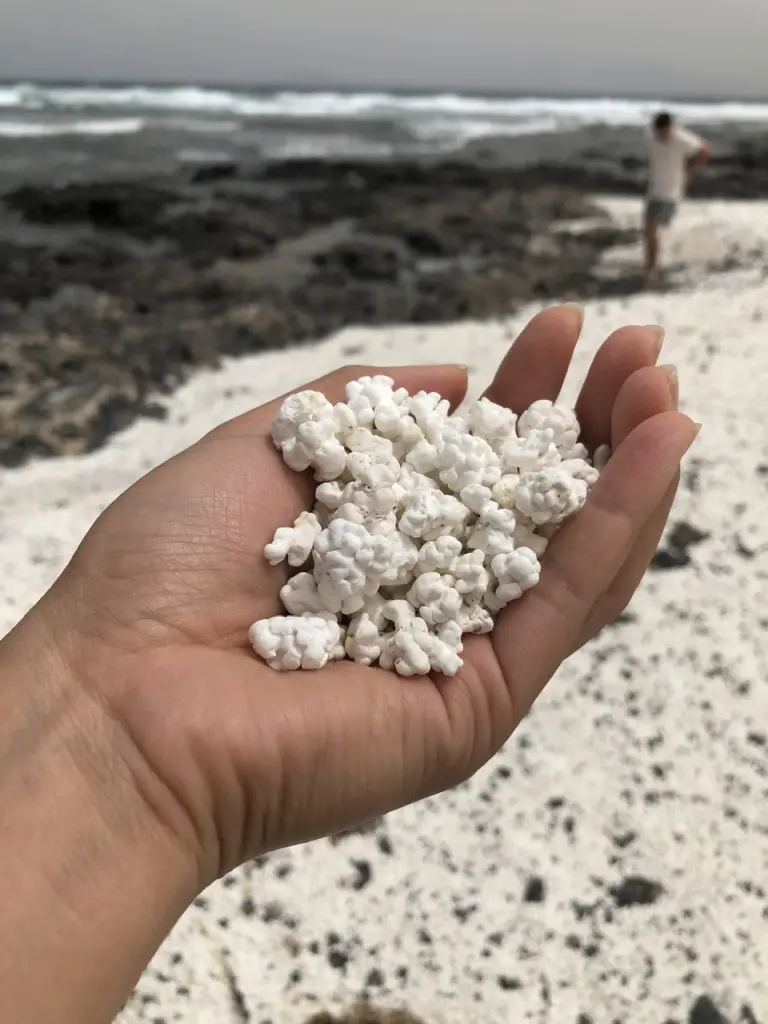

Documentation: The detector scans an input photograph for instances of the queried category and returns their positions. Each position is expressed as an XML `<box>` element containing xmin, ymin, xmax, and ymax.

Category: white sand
<box><xmin>2</xmin><ymin>199</ymin><xmax>767</xmax><ymax>1022</ymax></box>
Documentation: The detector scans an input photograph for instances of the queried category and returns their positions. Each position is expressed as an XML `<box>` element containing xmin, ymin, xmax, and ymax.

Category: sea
<box><xmin>1</xmin><ymin>82</ymin><xmax>768</xmax><ymax>182</ymax></box>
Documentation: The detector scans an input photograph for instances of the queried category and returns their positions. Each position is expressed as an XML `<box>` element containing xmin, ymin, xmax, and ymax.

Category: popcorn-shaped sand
<box><xmin>251</xmin><ymin>376</ymin><xmax>607</xmax><ymax>677</ymax></box>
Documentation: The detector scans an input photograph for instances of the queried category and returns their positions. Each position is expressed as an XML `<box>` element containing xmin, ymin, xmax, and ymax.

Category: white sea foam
<box><xmin>1</xmin><ymin>83</ymin><xmax>767</xmax><ymax>144</ymax></box>
<box><xmin>0</xmin><ymin>117</ymin><xmax>145</xmax><ymax>138</ymax></box>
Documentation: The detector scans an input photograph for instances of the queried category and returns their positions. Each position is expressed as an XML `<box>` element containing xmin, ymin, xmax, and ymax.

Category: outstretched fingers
<box><xmin>489</xmin><ymin>409</ymin><xmax>699</xmax><ymax>720</ymax></box>
<box><xmin>574</xmin><ymin>324</ymin><xmax>665</xmax><ymax>451</ymax></box>
<box><xmin>572</xmin><ymin>364</ymin><xmax>682</xmax><ymax>648</ymax></box>
<box><xmin>484</xmin><ymin>304</ymin><xmax>584</xmax><ymax>412</ymax></box>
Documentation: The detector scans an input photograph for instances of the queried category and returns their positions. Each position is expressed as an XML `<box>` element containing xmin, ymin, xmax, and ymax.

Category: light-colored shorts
<box><xmin>645</xmin><ymin>198</ymin><xmax>677</xmax><ymax>226</ymax></box>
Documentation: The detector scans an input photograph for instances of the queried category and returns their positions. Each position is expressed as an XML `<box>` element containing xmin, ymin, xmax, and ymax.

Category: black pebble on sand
<box><xmin>689</xmin><ymin>995</ymin><xmax>729</xmax><ymax>1024</ymax></box>
<box><xmin>608</xmin><ymin>876</ymin><xmax>664</xmax><ymax>908</ymax></box>
<box><xmin>651</xmin><ymin>520</ymin><xmax>710</xmax><ymax>571</ymax></box>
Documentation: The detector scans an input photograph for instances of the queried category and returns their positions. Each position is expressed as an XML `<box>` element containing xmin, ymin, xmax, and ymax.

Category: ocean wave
<box><xmin>263</xmin><ymin>134</ymin><xmax>397</xmax><ymax>159</ymax></box>
<box><xmin>176</xmin><ymin>148</ymin><xmax>236</xmax><ymax>164</ymax></box>
<box><xmin>3</xmin><ymin>83</ymin><xmax>768</xmax><ymax>128</ymax></box>
<box><xmin>412</xmin><ymin>116</ymin><xmax>563</xmax><ymax>143</ymax></box>
<box><xmin>0</xmin><ymin>117</ymin><xmax>145</xmax><ymax>138</ymax></box>
<box><xmin>160</xmin><ymin>117</ymin><xmax>241</xmax><ymax>134</ymax></box>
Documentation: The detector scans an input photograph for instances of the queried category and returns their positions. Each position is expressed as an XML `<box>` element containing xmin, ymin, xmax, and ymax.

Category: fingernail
<box><xmin>659</xmin><ymin>363</ymin><xmax>678</xmax><ymax>405</ymax></box>
<box><xmin>693</xmin><ymin>421</ymin><xmax>702</xmax><ymax>436</ymax></box>
<box><xmin>646</xmin><ymin>324</ymin><xmax>666</xmax><ymax>357</ymax></box>
<box><xmin>561</xmin><ymin>302</ymin><xmax>585</xmax><ymax>329</ymax></box>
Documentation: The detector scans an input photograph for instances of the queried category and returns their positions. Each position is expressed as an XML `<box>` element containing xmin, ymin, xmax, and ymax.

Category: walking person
<box><xmin>644</xmin><ymin>111</ymin><xmax>710</xmax><ymax>285</ymax></box>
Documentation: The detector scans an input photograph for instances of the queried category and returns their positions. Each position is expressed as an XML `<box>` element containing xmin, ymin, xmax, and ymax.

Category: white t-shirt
<box><xmin>646</xmin><ymin>125</ymin><xmax>704</xmax><ymax>200</ymax></box>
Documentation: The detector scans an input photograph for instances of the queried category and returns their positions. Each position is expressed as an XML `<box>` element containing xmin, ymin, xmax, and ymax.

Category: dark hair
<box><xmin>653</xmin><ymin>111</ymin><xmax>673</xmax><ymax>130</ymax></box>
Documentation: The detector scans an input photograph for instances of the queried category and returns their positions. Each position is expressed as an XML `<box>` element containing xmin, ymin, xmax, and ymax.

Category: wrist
<box><xmin>0</xmin><ymin>600</ymin><xmax>200</xmax><ymax>1023</ymax></box>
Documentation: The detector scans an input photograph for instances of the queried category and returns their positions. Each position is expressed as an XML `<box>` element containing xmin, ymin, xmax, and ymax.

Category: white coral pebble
<box><xmin>345</xmin><ymin>616</ymin><xmax>385</xmax><ymax>666</ymax></box>
<box><xmin>251</xmin><ymin>377</ymin><xmax>605</xmax><ymax>677</ymax></box>
<box><xmin>249</xmin><ymin>615</ymin><xmax>345</xmax><ymax>671</ymax></box>
<box><xmin>344</xmin><ymin>375</ymin><xmax>397</xmax><ymax>426</ymax></box>
<box><xmin>513</xmin><ymin>521</ymin><xmax>550</xmax><ymax>558</ymax></box>
<box><xmin>501</xmin><ymin>429</ymin><xmax>560</xmax><ymax>473</ymax></box>
<box><xmin>280</xmin><ymin>572</ymin><xmax>325</xmax><ymax>615</ymax></box>
<box><xmin>515</xmin><ymin>467</ymin><xmax>588</xmax><ymax>525</ymax></box>
<box><xmin>561</xmin><ymin>457</ymin><xmax>600</xmax><ymax>488</ymax></box>
<box><xmin>399</xmin><ymin>489</ymin><xmax>470</xmax><ymax>541</ymax></box>
<box><xmin>490</xmin><ymin>548</ymin><xmax>541</xmax><ymax>607</ymax></box>
<box><xmin>490</xmin><ymin>474</ymin><xmax>520</xmax><ymax>509</ymax></box>
<box><xmin>518</xmin><ymin>399</ymin><xmax>580</xmax><ymax>455</ymax></box>
<box><xmin>379</xmin><ymin>532</ymin><xmax>420</xmax><ymax>586</ymax></box>
<box><xmin>379</xmin><ymin>618</ymin><xmax>462</xmax><ymax>677</ymax></box>
<box><xmin>265</xmin><ymin>512</ymin><xmax>322</xmax><ymax>567</ymax></box>
<box><xmin>407</xmin><ymin>572</ymin><xmax>463</xmax><ymax>626</ymax></box>
<box><xmin>467</xmin><ymin>502</ymin><xmax>518</xmax><ymax>557</ymax></box>
<box><xmin>271</xmin><ymin>395</ymin><xmax>348</xmax><ymax>481</ymax></box>
<box><xmin>416</xmin><ymin>536</ymin><xmax>462</xmax><ymax>575</ymax></box>
<box><xmin>456</xmin><ymin>602</ymin><xmax>495</xmax><ymax>635</ymax></box>
<box><xmin>313</xmin><ymin>519</ymin><xmax>394</xmax><ymax>614</ymax></box>
<box><xmin>453</xmin><ymin>550</ymin><xmax>490</xmax><ymax>600</ymax></box>
<box><xmin>271</xmin><ymin>391</ymin><xmax>333</xmax><ymax>446</ymax></box>
<box><xmin>437</xmin><ymin>430</ymin><xmax>501</xmax><ymax>493</ymax></box>
<box><xmin>468</xmin><ymin>398</ymin><xmax>518</xmax><ymax>451</ymax></box>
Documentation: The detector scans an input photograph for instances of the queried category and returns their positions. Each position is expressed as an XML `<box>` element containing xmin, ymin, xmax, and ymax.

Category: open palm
<box><xmin>44</xmin><ymin>306</ymin><xmax>695</xmax><ymax>884</ymax></box>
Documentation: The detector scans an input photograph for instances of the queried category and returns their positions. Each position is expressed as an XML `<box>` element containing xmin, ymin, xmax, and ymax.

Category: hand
<box><xmin>10</xmin><ymin>306</ymin><xmax>696</xmax><ymax>889</ymax></box>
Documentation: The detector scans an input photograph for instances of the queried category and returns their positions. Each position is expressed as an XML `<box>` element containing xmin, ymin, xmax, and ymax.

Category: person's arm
<box><xmin>688</xmin><ymin>141</ymin><xmax>710</xmax><ymax>180</ymax></box>
<box><xmin>0</xmin><ymin>608</ymin><xmax>199</xmax><ymax>1024</ymax></box>
<box><xmin>680</xmin><ymin>128</ymin><xmax>711</xmax><ymax>185</ymax></box>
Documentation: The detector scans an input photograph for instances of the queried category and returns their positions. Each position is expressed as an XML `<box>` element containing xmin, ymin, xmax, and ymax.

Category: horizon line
<box><xmin>2</xmin><ymin>77</ymin><xmax>768</xmax><ymax>106</ymax></box>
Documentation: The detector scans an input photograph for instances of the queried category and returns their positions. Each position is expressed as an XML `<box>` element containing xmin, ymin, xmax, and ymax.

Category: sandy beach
<box><xmin>1</xmin><ymin>194</ymin><xmax>766</xmax><ymax>1022</ymax></box>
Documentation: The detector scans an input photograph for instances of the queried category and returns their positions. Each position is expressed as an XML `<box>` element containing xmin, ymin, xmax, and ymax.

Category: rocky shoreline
<box><xmin>1</xmin><ymin>124</ymin><xmax>767</xmax><ymax>467</ymax></box>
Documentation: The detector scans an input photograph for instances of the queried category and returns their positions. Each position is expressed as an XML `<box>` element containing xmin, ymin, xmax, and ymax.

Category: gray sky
<box><xmin>2</xmin><ymin>0</ymin><xmax>767</xmax><ymax>99</ymax></box>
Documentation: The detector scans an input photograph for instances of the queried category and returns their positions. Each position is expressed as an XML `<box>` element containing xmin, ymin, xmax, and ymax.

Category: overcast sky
<box><xmin>1</xmin><ymin>0</ymin><xmax>767</xmax><ymax>99</ymax></box>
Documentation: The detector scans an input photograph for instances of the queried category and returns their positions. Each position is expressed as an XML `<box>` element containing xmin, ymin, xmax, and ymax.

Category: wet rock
<box><xmin>0</xmin><ymin>158</ymin><xmax>674</xmax><ymax>466</ymax></box>
<box><xmin>689</xmin><ymin>995</ymin><xmax>729</xmax><ymax>1024</ymax></box>
<box><xmin>652</xmin><ymin>548</ymin><xmax>694</xmax><ymax>570</ymax></box>
<box><xmin>6</xmin><ymin>181</ymin><xmax>176</xmax><ymax>230</ymax></box>
<box><xmin>608</xmin><ymin>876</ymin><xmax>664</xmax><ymax>908</ymax></box>
<box><xmin>190</xmin><ymin>162</ymin><xmax>238</xmax><ymax>183</ymax></box>
<box><xmin>305</xmin><ymin>1009</ymin><xmax>427</xmax><ymax>1024</ymax></box>
<box><xmin>668</xmin><ymin>523</ymin><xmax>711</xmax><ymax>549</ymax></box>
<box><xmin>651</xmin><ymin>520</ymin><xmax>710</xmax><ymax>571</ymax></box>
<box><xmin>313</xmin><ymin>234</ymin><xmax>414</xmax><ymax>281</ymax></box>
<box><xmin>523</xmin><ymin>876</ymin><xmax>547</xmax><ymax>903</ymax></box>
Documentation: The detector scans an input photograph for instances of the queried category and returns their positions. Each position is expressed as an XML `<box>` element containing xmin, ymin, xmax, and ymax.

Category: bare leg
<box><xmin>644</xmin><ymin>220</ymin><xmax>659</xmax><ymax>285</ymax></box>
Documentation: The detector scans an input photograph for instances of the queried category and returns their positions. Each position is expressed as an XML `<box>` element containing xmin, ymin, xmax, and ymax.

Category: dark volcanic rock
<box><xmin>689</xmin><ymin>995</ymin><xmax>729</xmax><ymax>1024</ymax></box>
<box><xmin>6</xmin><ymin>181</ymin><xmax>177</xmax><ymax>231</ymax></box>
<box><xmin>608</xmin><ymin>876</ymin><xmax>664</xmax><ymax>907</ymax></box>
<box><xmin>0</xmin><ymin>158</ymin><xmax>640</xmax><ymax>466</ymax></box>
<box><xmin>651</xmin><ymin>520</ymin><xmax>711</xmax><ymax>571</ymax></box>
<box><xmin>313</xmin><ymin>233</ymin><xmax>415</xmax><ymax>281</ymax></box>
<box><xmin>305</xmin><ymin>1009</ymin><xmax>427</xmax><ymax>1024</ymax></box>
<box><xmin>13</xmin><ymin>138</ymin><xmax>763</xmax><ymax>466</ymax></box>
<box><xmin>523</xmin><ymin>876</ymin><xmax>547</xmax><ymax>903</ymax></box>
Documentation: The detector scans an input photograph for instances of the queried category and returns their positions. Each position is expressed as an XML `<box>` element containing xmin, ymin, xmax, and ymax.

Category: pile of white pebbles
<box><xmin>249</xmin><ymin>375</ymin><xmax>609</xmax><ymax>678</ymax></box>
